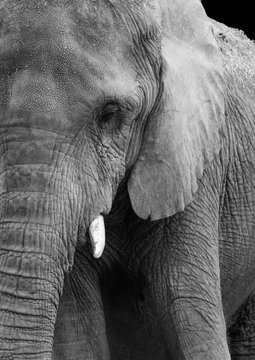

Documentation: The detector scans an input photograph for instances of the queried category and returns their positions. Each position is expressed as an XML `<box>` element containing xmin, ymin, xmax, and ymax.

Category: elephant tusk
<box><xmin>89</xmin><ymin>215</ymin><xmax>105</xmax><ymax>259</ymax></box>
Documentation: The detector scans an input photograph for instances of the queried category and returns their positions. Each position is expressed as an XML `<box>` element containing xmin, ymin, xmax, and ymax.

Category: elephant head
<box><xmin>0</xmin><ymin>0</ymin><xmax>224</xmax><ymax>357</ymax></box>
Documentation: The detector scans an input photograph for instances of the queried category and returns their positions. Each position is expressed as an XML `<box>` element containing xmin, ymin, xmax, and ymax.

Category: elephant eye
<box><xmin>98</xmin><ymin>102</ymin><xmax>122</xmax><ymax>132</ymax></box>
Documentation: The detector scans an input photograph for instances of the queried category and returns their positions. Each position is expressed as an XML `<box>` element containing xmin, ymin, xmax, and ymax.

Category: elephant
<box><xmin>0</xmin><ymin>0</ymin><xmax>255</xmax><ymax>359</ymax></box>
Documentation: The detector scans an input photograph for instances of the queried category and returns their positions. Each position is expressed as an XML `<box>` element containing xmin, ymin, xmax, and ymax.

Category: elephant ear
<box><xmin>128</xmin><ymin>0</ymin><xmax>225</xmax><ymax>220</ymax></box>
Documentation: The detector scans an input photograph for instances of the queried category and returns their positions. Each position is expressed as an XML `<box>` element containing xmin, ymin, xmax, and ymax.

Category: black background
<box><xmin>202</xmin><ymin>1</ymin><xmax>255</xmax><ymax>40</ymax></box>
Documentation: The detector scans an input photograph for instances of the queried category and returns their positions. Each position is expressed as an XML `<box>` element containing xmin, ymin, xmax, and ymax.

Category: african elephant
<box><xmin>0</xmin><ymin>0</ymin><xmax>254</xmax><ymax>359</ymax></box>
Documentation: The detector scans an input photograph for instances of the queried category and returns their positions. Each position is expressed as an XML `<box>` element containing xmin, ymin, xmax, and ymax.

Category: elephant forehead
<box><xmin>0</xmin><ymin>1</ymin><xmax>137</xmax><ymax>105</ymax></box>
<box><xmin>0</xmin><ymin>0</ymin><xmax>132</xmax><ymax>54</ymax></box>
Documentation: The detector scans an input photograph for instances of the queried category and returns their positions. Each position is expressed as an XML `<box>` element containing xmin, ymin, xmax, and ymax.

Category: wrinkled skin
<box><xmin>0</xmin><ymin>0</ymin><xmax>255</xmax><ymax>359</ymax></box>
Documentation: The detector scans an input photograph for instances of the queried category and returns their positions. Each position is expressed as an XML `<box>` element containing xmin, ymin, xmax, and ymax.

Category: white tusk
<box><xmin>89</xmin><ymin>215</ymin><xmax>105</xmax><ymax>259</ymax></box>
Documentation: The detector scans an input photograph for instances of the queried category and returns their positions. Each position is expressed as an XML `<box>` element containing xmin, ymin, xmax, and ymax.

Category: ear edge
<box><xmin>128</xmin><ymin>138</ymin><xmax>223</xmax><ymax>221</ymax></box>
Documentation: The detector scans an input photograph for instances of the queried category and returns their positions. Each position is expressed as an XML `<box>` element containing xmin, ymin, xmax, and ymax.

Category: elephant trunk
<box><xmin>0</xmin><ymin>219</ymin><xmax>66</xmax><ymax>358</ymax></box>
<box><xmin>0</xmin><ymin>169</ymin><xmax>76</xmax><ymax>358</ymax></box>
<box><xmin>0</xmin><ymin>70</ymin><xmax>92</xmax><ymax>357</ymax></box>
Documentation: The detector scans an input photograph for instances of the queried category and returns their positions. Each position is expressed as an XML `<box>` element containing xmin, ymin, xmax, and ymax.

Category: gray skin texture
<box><xmin>0</xmin><ymin>0</ymin><xmax>255</xmax><ymax>359</ymax></box>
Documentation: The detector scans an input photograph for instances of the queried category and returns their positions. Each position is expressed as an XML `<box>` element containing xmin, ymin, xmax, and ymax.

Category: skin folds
<box><xmin>0</xmin><ymin>1</ymin><xmax>254</xmax><ymax>359</ymax></box>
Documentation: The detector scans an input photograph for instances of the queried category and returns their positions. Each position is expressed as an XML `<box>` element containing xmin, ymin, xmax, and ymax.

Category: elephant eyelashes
<box><xmin>98</xmin><ymin>102</ymin><xmax>122</xmax><ymax>132</ymax></box>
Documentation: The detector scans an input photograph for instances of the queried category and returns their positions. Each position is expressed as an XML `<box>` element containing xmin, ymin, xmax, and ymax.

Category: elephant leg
<box><xmin>53</xmin><ymin>245</ymin><xmax>110</xmax><ymax>360</ymax></box>
<box><xmin>128</xmin><ymin>197</ymin><xmax>231</xmax><ymax>359</ymax></box>
<box><xmin>228</xmin><ymin>291</ymin><xmax>255</xmax><ymax>359</ymax></box>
